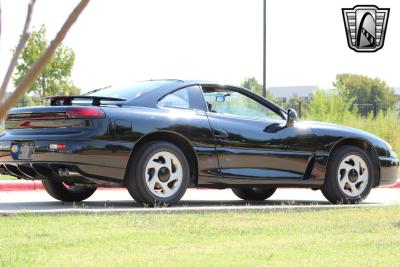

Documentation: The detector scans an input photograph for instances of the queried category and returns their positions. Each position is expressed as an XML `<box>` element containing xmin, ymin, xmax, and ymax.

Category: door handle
<box><xmin>213</xmin><ymin>129</ymin><xmax>228</xmax><ymax>138</ymax></box>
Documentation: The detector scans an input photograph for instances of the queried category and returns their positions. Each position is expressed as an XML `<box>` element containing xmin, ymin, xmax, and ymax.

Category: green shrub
<box><xmin>305</xmin><ymin>89</ymin><xmax>356</xmax><ymax>124</ymax></box>
<box><xmin>341</xmin><ymin>111</ymin><xmax>400</xmax><ymax>154</ymax></box>
<box><xmin>305</xmin><ymin>89</ymin><xmax>400</xmax><ymax>155</ymax></box>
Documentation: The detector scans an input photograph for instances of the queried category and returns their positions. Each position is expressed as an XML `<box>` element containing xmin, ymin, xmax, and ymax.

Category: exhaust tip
<box><xmin>58</xmin><ymin>168</ymin><xmax>68</xmax><ymax>177</ymax></box>
<box><xmin>57</xmin><ymin>168</ymin><xmax>79</xmax><ymax>177</ymax></box>
<box><xmin>0</xmin><ymin>167</ymin><xmax>8</xmax><ymax>175</ymax></box>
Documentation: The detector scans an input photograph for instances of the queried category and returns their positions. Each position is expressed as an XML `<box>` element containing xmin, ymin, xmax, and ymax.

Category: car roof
<box><xmin>141</xmin><ymin>79</ymin><xmax>242</xmax><ymax>89</ymax></box>
<box><xmin>128</xmin><ymin>79</ymin><xmax>286</xmax><ymax>117</ymax></box>
<box><xmin>184</xmin><ymin>79</ymin><xmax>239</xmax><ymax>87</ymax></box>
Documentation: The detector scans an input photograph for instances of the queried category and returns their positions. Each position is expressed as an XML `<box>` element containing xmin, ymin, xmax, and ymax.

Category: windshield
<box><xmin>85</xmin><ymin>80</ymin><xmax>175</xmax><ymax>101</ymax></box>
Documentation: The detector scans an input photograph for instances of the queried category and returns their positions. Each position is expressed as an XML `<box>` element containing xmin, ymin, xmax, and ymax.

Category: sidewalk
<box><xmin>0</xmin><ymin>179</ymin><xmax>399</xmax><ymax>191</ymax></box>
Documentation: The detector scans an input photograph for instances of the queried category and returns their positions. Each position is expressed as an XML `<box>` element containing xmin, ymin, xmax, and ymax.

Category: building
<box><xmin>268</xmin><ymin>85</ymin><xmax>318</xmax><ymax>103</ymax></box>
<box><xmin>394</xmin><ymin>87</ymin><xmax>400</xmax><ymax>98</ymax></box>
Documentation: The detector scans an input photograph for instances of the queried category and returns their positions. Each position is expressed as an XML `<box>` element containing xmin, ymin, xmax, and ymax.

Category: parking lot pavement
<box><xmin>0</xmin><ymin>187</ymin><xmax>399</xmax><ymax>215</ymax></box>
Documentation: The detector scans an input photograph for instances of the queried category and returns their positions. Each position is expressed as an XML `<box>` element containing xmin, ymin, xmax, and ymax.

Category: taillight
<box><xmin>66</xmin><ymin>107</ymin><xmax>105</xmax><ymax>118</ymax></box>
<box><xmin>49</xmin><ymin>144</ymin><xmax>67</xmax><ymax>151</ymax></box>
<box><xmin>7</xmin><ymin>113</ymin><xmax>67</xmax><ymax>120</ymax></box>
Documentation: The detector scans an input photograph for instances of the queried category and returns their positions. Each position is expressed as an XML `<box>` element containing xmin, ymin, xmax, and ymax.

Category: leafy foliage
<box><xmin>13</xmin><ymin>25</ymin><xmax>76</xmax><ymax>99</ymax></box>
<box><xmin>306</xmin><ymin>89</ymin><xmax>355</xmax><ymax>124</ymax></box>
<box><xmin>286</xmin><ymin>94</ymin><xmax>304</xmax><ymax>107</ymax></box>
<box><xmin>240</xmin><ymin>77</ymin><xmax>287</xmax><ymax>111</ymax></box>
<box><xmin>334</xmin><ymin>73</ymin><xmax>396</xmax><ymax>109</ymax></box>
<box><xmin>305</xmin><ymin>89</ymin><xmax>400</xmax><ymax>155</ymax></box>
<box><xmin>241</xmin><ymin>77</ymin><xmax>277</xmax><ymax>101</ymax></box>
<box><xmin>241</xmin><ymin>77</ymin><xmax>263</xmax><ymax>95</ymax></box>
<box><xmin>239</xmin><ymin>76</ymin><xmax>400</xmax><ymax>155</ymax></box>
<box><xmin>69</xmin><ymin>86</ymin><xmax>81</xmax><ymax>96</ymax></box>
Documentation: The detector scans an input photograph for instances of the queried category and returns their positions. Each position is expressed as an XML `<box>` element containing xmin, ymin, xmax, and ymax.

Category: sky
<box><xmin>1</xmin><ymin>0</ymin><xmax>399</xmax><ymax>93</ymax></box>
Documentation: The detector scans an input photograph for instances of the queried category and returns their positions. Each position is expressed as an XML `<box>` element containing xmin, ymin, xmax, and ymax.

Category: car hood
<box><xmin>296</xmin><ymin>120</ymin><xmax>392</xmax><ymax>157</ymax></box>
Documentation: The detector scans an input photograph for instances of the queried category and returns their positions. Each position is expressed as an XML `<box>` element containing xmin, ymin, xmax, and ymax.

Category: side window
<box><xmin>158</xmin><ymin>88</ymin><xmax>190</xmax><ymax>109</ymax></box>
<box><xmin>203</xmin><ymin>89</ymin><xmax>282</xmax><ymax>120</ymax></box>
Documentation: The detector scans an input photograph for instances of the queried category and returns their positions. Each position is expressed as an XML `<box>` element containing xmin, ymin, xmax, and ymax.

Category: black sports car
<box><xmin>0</xmin><ymin>80</ymin><xmax>398</xmax><ymax>205</ymax></box>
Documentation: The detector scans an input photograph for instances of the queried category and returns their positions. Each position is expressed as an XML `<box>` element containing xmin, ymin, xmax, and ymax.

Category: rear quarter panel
<box><xmin>102</xmin><ymin>106</ymin><xmax>218</xmax><ymax>178</ymax></box>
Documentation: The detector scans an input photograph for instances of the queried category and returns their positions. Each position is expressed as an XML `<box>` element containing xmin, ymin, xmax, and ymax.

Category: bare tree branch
<box><xmin>0</xmin><ymin>0</ymin><xmax>2</xmax><ymax>53</ymax></box>
<box><xmin>0</xmin><ymin>0</ymin><xmax>91</xmax><ymax>119</ymax></box>
<box><xmin>0</xmin><ymin>0</ymin><xmax>36</xmax><ymax>102</ymax></box>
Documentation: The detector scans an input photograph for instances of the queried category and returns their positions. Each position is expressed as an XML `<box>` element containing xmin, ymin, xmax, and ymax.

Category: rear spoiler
<box><xmin>45</xmin><ymin>96</ymin><xmax>126</xmax><ymax>106</ymax></box>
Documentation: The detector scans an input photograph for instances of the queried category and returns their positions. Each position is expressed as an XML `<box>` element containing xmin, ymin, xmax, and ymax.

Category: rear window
<box><xmin>85</xmin><ymin>81</ymin><xmax>175</xmax><ymax>101</ymax></box>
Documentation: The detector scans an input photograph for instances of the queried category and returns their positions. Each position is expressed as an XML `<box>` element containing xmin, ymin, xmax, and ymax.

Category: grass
<box><xmin>0</xmin><ymin>206</ymin><xmax>399</xmax><ymax>266</ymax></box>
<box><xmin>0</xmin><ymin>175</ymin><xmax>16</xmax><ymax>180</ymax></box>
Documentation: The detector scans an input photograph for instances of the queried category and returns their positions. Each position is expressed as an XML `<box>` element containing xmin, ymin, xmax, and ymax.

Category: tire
<box><xmin>42</xmin><ymin>180</ymin><xmax>96</xmax><ymax>202</ymax></box>
<box><xmin>321</xmin><ymin>145</ymin><xmax>374</xmax><ymax>204</ymax></box>
<box><xmin>232</xmin><ymin>186</ymin><xmax>277</xmax><ymax>201</ymax></box>
<box><xmin>126</xmin><ymin>141</ymin><xmax>190</xmax><ymax>206</ymax></box>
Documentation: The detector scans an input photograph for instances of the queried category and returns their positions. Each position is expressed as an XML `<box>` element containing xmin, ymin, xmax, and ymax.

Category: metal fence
<box><xmin>281</xmin><ymin>101</ymin><xmax>400</xmax><ymax>119</ymax></box>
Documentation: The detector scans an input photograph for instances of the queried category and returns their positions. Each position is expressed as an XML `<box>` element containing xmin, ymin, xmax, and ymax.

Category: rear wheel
<box><xmin>232</xmin><ymin>186</ymin><xmax>277</xmax><ymax>201</ymax></box>
<box><xmin>126</xmin><ymin>141</ymin><xmax>190</xmax><ymax>206</ymax></box>
<box><xmin>321</xmin><ymin>145</ymin><xmax>373</xmax><ymax>204</ymax></box>
<box><xmin>42</xmin><ymin>180</ymin><xmax>96</xmax><ymax>202</ymax></box>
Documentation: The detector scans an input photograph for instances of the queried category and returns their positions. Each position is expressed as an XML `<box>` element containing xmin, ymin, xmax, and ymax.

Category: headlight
<box><xmin>389</xmin><ymin>150</ymin><xmax>398</xmax><ymax>159</ymax></box>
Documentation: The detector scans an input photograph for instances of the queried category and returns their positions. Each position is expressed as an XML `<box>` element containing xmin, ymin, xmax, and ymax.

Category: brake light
<box><xmin>49</xmin><ymin>144</ymin><xmax>67</xmax><ymax>151</ymax></box>
<box><xmin>7</xmin><ymin>113</ymin><xmax>67</xmax><ymax>120</ymax></box>
<box><xmin>66</xmin><ymin>107</ymin><xmax>105</xmax><ymax>118</ymax></box>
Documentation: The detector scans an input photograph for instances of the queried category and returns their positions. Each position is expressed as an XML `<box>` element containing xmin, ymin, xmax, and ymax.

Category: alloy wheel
<box><xmin>337</xmin><ymin>154</ymin><xmax>369</xmax><ymax>197</ymax></box>
<box><xmin>144</xmin><ymin>151</ymin><xmax>183</xmax><ymax>198</ymax></box>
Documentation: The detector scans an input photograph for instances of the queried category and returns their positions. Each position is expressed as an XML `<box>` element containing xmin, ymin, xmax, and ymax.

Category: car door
<box><xmin>156</xmin><ymin>85</ymin><xmax>220</xmax><ymax>179</ymax></box>
<box><xmin>201</xmin><ymin>86</ymin><xmax>316</xmax><ymax>186</ymax></box>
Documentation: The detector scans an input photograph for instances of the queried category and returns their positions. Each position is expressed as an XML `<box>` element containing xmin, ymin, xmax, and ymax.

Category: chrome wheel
<box><xmin>144</xmin><ymin>151</ymin><xmax>183</xmax><ymax>198</ymax></box>
<box><xmin>337</xmin><ymin>154</ymin><xmax>369</xmax><ymax>197</ymax></box>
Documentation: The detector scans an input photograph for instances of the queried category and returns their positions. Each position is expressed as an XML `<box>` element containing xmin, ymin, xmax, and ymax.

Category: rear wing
<box><xmin>45</xmin><ymin>96</ymin><xmax>126</xmax><ymax>106</ymax></box>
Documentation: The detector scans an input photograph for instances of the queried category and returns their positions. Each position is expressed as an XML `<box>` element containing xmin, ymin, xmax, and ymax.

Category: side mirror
<box><xmin>286</xmin><ymin>108</ymin><xmax>298</xmax><ymax>126</ymax></box>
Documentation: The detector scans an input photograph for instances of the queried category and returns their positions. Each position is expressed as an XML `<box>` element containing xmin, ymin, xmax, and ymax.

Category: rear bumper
<box><xmin>0</xmin><ymin>140</ymin><xmax>133</xmax><ymax>186</ymax></box>
<box><xmin>378</xmin><ymin>156</ymin><xmax>399</xmax><ymax>187</ymax></box>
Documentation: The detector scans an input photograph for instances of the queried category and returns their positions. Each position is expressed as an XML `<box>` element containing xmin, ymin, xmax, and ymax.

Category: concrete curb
<box><xmin>0</xmin><ymin>180</ymin><xmax>44</xmax><ymax>191</ymax></box>
<box><xmin>392</xmin><ymin>182</ymin><xmax>400</xmax><ymax>188</ymax></box>
<box><xmin>0</xmin><ymin>202</ymin><xmax>398</xmax><ymax>216</ymax></box>
<box><xmin>0</xmin><ymin>179</ymin><xmax>399</xmax><ymax>191</ymax></box>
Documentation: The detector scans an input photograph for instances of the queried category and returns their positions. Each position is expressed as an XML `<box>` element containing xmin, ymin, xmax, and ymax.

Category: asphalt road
<box><xmin>0</xmin><ymin>188</ymin><xmax>399</xmax><ymax>215</ymax></box>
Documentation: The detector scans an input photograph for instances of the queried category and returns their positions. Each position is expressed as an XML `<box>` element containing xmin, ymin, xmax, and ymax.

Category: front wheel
<box><xmin>321</xmin><ymin>145</ymin><xmax>374</xmax><ymax>204</ymax></box>
<box><xmin>232</xmin><ymin>186</ymin><xmax>277</xmax><ymax>201</ymax></box>
<box><xmin>42</xmin><ymin>180</ymin><xmax>96</xmax><ymax>202</ymax></box>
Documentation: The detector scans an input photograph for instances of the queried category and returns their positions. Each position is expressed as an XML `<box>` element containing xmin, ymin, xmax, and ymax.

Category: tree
<box><xmin>69</xmin><ymin>86</ymin><xmax>81</xmax><ymax>96</ymax></box>
<box><xmin>0</xmin><ymin>0</ymin><xmax>90</xmax><ymax>120</ymax></box>
<box><xmin>241</xmin><ymin>77</ymin><xmax>263</xmax><ymax>95</ymax></box>
<box><xmin>13</xmin><ymin>25</ymin><xmax>75</xmax><ymax>99</ymax></box>
<box><xmin>334</xmin><ymin>73</ymin><xmax>397</xmax><ymax>109</ymax></box>
<box><xmin>241</xmin><ymin>77</ymin><xmax>278</xmax><ymax>102</ymax></box>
